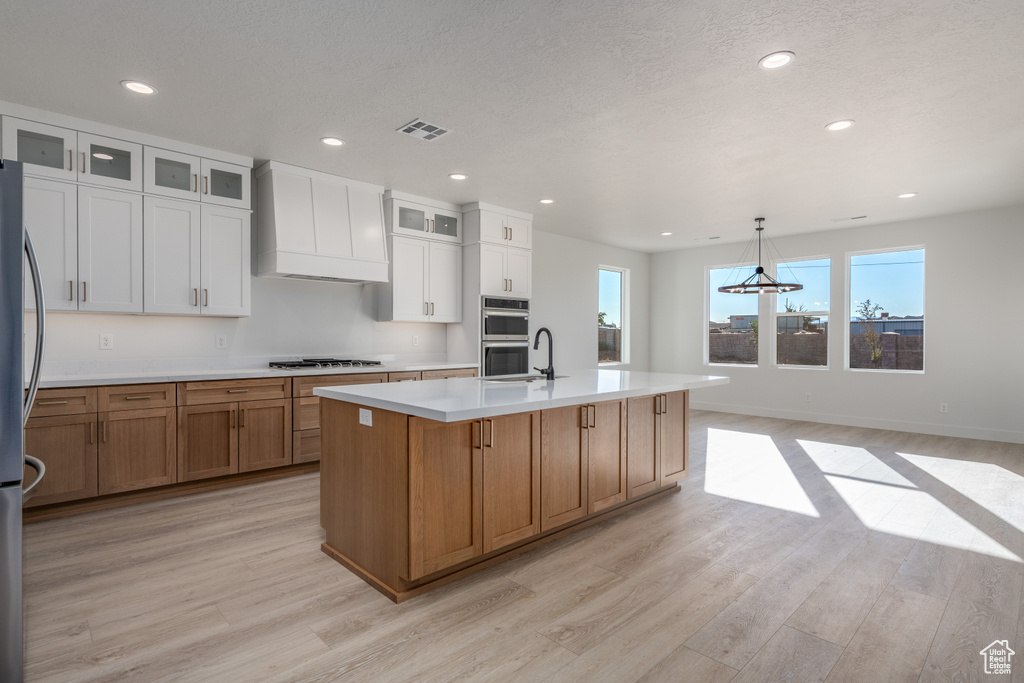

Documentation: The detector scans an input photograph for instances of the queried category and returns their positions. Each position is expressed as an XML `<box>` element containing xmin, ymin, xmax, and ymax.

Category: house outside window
<box><xmin>598</xmin><ymin>267</ymin><xmax>627</xmax><ymax>364</ymax></box>
<box><xmin>775</xmin><ymin>258</ymin><xmax>830</xmax><ymax>367</ymax></box>
<box><xmin>708</xmin><ymin>265</ymin><xmax>758</xmax><ymax>365</ymax></box>
<box><xmin>848</xmin><ymin>248</ymin><xmax>925</xmax><ymax>371</ymax></box>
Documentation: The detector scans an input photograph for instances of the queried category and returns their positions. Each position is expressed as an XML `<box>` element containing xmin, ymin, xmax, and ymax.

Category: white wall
<box><xmin>651</xmin><ymin>205</ymin><xmax>1024</xmax><ymax>443</ymax></box>
<box><xmin>31</xmin><ymin>275</ymin><xmax>447</xmax><ymax>376</ymax></box>
<box><xmin>531</xmin><ymin>230</ymin><xmax>651</xmax><ymax>373</ymax></box>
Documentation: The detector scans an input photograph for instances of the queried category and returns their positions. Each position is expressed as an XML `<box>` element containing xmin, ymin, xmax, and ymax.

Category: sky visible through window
<box><xmin>598</xmin><ymin>269</ymin><xmax>622</xmax><ymax>326</ymax></box>
<box><xmin>850</xmin><ymin>249</ymin><xmax>924</xmax><ymax>318</ymax></box>
<box><xmin>709</xmin><ymin>266</ymin><xmax>757</xmax><ymax>323</ymax></box>
<box><xmin>777</xmin><ymin>259</ymin><xmax>830</xmax><ymax>312</ymax></box>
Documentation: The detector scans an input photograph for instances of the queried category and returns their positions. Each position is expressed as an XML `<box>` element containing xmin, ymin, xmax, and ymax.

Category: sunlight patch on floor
<box><xmin>704</xmin><ymin>428</ymin><xmax>819</xmax><ymax>517</ymax></box>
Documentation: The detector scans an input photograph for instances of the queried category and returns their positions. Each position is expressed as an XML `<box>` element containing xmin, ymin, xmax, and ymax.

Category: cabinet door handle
<box><xmin>81</xmin><ymin>152</ymin><xmax>87</xmax><ymax>173</ymax></box>
<box><xmin>473</xmin><ymin>420</ymin><xmax>481</xmax><ymax>449</ymax></box>
<box><xmin>424</xmin><ymin>301</ymin><xmax>429</xmax><ymax>316</ymax></box>
<box><xmin>581</xmin><ymin>405</ymin><xmax>588</xmax><ymax>429</ymax></box>
<box><xmin>430</xmin><ymin>302</ymin><xmax>435</xmax><ymax>315</ymax></box>
<box><xmin>89</xmin><ymin>421</ymin><xmax>96</xmax><ymax>444</ymax></box>
<box><xmin>485</xmin><ymin>419</ymin><xmax>494</xmax><ymax>447</ymax></box>
<box><xmin>227</xmin><ymin>389</ymin><xmax>249</xmax><ymax>394</ymax></box>
<box><xmin>231</xmin><ymin>409</ymin><xmax>236</xmax><ymax>428</ymax></box>
<box><xmin>192</xmin><ymin>173</ymin><xmax>198</xmax><ymax>193</ymax></box>
<box><xmin>589</xmin><ymin>404</ymin><xmax>596</xmax><ymax>428</ymax></box>
<box><xmin>662</xmin><ymin>394</ymin><xmax>667</xmax><ymax>414</ymax></box>
<box><xmin>203</xmin><ymin>175</ymin><xmax>209</xmax><ymax>195</ymax></box>
<box><xmin>654</xmin><ymin>395</ymin><xmax>661</xmax><ymax>415</ymax></box>
<box><xmin>509</xmin><ymin>278</ymin><xmax>513</xmax><ymax>292</ymax></box>
<box><xmin>204</xmin><ymin>289</ymin><xmax>209</xmax><ymax>306</ymax></box>
<box><xmin>67</xmin><ymin>149</ymin><xmax>73</xmax><ymax>171</ymax></box>
<box><xmin>101</xmin><ymin>420</ymin><xmax>107</xmax><ymax>443</ymax></box>
<box><xmin>69</xmin><ymin>280</ymin><xmax>74</xmax><ymax>301</ymax></box>
<box><xmin>37</xmin><ymin>400</ymin><xmax>68</xmax><ymax>406</ymax></box>
<box><xmin>509</xmin><ymin>228</ymin><xmax>513</xmax><ymax>242</ymax></box>
<box><xmin>81</xmin><ymin>281</ymin><xmax>86</xmax><ymax>302</ymax></box>
<box><xmin>193</xmin><ymin>288</ymin><xmax>198</xmax><ymax>306</ymax></box>
<box><xmin>240</xmin><ymin>408</ymin><xmax>246</xmax><ymax>427</ymax></box>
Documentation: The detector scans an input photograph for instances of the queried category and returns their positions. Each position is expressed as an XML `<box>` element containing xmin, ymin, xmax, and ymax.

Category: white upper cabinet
<box><xmin>77</xmin><ymin>132</ymin><xmax>143</xmax><ymax>192</ymax></box>
<box><xmin>200</xmin><ymin>158</ymin><xmax>250</xmax><ymax>209</ymax></box>
<box><xmin>2</xmin><ymin>118</ymin><xmax>77</xmax><ymax>182</ymax></box>
<box><xmin>77</xmin><ymin>187</ymin><xmax>144</xmax><ymax>313</ymax></box>
<box><xmin>477</xmin><ymin>243</ymin><xmax>531</xmax><ymax>298</ymax></box>
<box><xmin>23</xmin><ymin>178</ymin><xmax>77</xmax><ymax>311</ymax></box>
<box><xmin>463</xmin><ymin>203</ymin><xmax>532</xmax><ymax>249</ymax></box>
<box><xmin>144</xmin><ymin>197</ymin><xmax>202</xmax><ymax>315</ymax></box>
<box><xmin>505</xmin><ymin>247</ymin><xmax>532</xmax><ymax>298</ymax></box>
<box><xmin>384</xmin><ymin>191</ymin><xmax>461</xmax><ymax>244</ymax></box>
<box><xmin>145</xmin><ymin>148</ymin><xmax>250</xmax><ymax>208</ymax></box>
<box><xmin>200</xmin><ymin>205</ymin><xmax>251</xmax><ymax>316</ymax></box>
<box><xmin>378</xmin><ymin>236</ymin><xmax>462</xmax><ymax>323</ymax></box>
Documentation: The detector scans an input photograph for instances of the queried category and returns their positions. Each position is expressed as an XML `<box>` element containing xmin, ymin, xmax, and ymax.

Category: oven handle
<box><xmin>482</xmin><ymin>310</ymin><xmax>530</xmax><ymax>318</ymax></box>
<box><xmin>482</xmin><ymin>341</ymin><xmax>531</xmax><ymax>348</ymax></box>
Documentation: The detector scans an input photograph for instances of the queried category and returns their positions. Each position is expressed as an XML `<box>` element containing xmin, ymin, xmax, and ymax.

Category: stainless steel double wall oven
<box><xmin>480</xmin><ymin>296</ymin><xmax>530</xmax><ymax>377</ymax></box>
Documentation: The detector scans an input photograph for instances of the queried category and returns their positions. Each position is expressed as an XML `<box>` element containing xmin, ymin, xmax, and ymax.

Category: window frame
<box><xmin>705</xmin><ymin>261</ymin><xmax>761</xmax><ymax>368</ymax></box>
<box><xmin>844</xmin><ymin>245</ymin><xmax>926</xmax><ymax>374</ymax></box>
<box><xmin>772</xmin><ymin>255</ymin><xmax>832</xmax><ymax>370</ymax></box>
<box><xmin>597</xmin><ymin>265</ymin><xmax>629</xmax><ymax>365</ymax></box>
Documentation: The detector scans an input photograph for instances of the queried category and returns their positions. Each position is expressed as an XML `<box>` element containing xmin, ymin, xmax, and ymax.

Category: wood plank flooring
<box><xmin>22</xmin><ymin>411</ymin><xmax>1024</xmax><ymax>682</ymax></box>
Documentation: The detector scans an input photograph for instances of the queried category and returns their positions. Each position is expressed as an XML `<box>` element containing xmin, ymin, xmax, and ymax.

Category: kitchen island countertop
<box><xmin>314</xmin><ymin>369</ymin><xmax>728</xmax><ymax>422</ymax></box>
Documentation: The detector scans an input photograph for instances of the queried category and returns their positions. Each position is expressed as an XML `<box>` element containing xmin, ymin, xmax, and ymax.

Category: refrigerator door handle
<box><xmin>21</xmin><ymin>455</ymin><xmax>45</xmax><ymax>502</ymax></box>
<box><xmin>23</xmin><ymin>227</ymin><xmax>46</xmax><ymax>427</ymax></box>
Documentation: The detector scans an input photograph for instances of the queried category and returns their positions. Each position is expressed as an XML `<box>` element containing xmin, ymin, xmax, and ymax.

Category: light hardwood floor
<box><xmin>23</xmin><ymin>411</ymin><xmax>1024</xmax><ymax>682</ymax></box>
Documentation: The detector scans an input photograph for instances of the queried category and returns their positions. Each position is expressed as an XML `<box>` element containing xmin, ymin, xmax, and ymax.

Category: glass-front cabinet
<box><xmin>385</xmin><ymin>192</ymin><xmax>462</xmax><ymax>244</ymax></box>
<box><xmin>200</xmin><ymin>158</ymin><xmax>250</xmax><ymax>210</ymax></box>
<box><xmin>144</xmin><ymin>147</ymin><xmax>250</xmax><ymax>209</ymax></box>
<box><xmin>77</xmin><ymin>133</ymin><xmax>142</xmax><ymax>192</ymax></box>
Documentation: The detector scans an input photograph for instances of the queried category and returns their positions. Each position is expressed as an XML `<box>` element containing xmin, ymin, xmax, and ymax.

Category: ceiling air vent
<box><xmin>397</xmin><ymin>119</ymin><xmax>450</xmax><ymax>141</ymax></box>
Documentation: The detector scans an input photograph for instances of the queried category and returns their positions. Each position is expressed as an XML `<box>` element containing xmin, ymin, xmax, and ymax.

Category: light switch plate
<box><xmin>359</xmin><ymin>408</ymin><xmax>372</xmax><ymax>426</ymax></box>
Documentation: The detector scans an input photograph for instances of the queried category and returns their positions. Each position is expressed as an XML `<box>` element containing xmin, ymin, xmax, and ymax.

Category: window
<box><xmin>776</xmin><ymin>258</ymin><xmax>830</xmax><ymax>367</ymax></box>
<box><xmin>848</xmin><ymin>248</ymin><xmax>924</xmax><ymax>371</ymax></box>
<box><xmin>598</xmin><ymin>267</ymin><xmax>626</xmax><ymax>363</ymax></box>
<box><xmin>708</xmin><ymin>265</ymin><xmax>758</xmax><ymax>365</ymax></box>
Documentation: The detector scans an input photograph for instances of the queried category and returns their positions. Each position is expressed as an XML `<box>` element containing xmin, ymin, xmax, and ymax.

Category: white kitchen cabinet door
<box><xmin>506</xmin><ymin>215</ymin><xmax>532</xmax><ymax>250</ymax></box>
<box><xmin>390</xmin><ymin>236</ymin><xmax>430</xmax><ymax>322</ymax></box>
<box><xmin>144</xmin><ymin>197</ymin><xmax>201</xmax><ymax>315</ymax></box>
<box><xmin>431</xmin><ymin>207</ymin><xmax>461</xmax><ymax>243</ymax></box>
<box><xmin>23</xmin><ymin>178</ymin><xmax>78</xmax><ymax>311</ymax></box>
<box><xmin>199</xmin><ymin>205</ymin><xmax>251</xmax><ymax>316</ymax></box>
<box><xmin>77</xmin><ymin>132</ymin><xmax>143</xmax><ymax>192</ymax></box>
<box><xmin>2</xmin><ymin>118</ymin><xmax>78</xmax><ymax>182</ymax></box>
<box><xmin>144</xmin><ymin>147</ymin><xmax>201</xmax><ymax>201</ymax></box>
<box><xmin>479</xmin><ymin>242</ymin><xmax>508</xmax><ymax>297</ymax></box>
<box><xmin>428</xmin><ymin>242</ymin><xmax>462</xmax><ymax>323</ymax></box>
<box><xmin>200</xmin><ymin>158</ymin><xmax>250</xmax><ymax>209</ymax></box>
<box><xmin>77</xmin><ymin>187</ymin><xmax>143</xmax><ymax>313</ymax></box>
<box><xmin>506</xmin><ymin>247</ymin><xmax>531</xmax><ymax>298</ymax></box>
<box><xmin>478</xmin><ymin>210</ymin><xmax>507</xmax><ymax>245</ymax></box>
<box><xmin>349</xmin><ymin>185</ymin><xmax>388</xmax><ymax>262</ymax></box>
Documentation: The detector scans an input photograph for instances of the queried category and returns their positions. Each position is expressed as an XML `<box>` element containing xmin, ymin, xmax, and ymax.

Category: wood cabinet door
<box><xmin>143</xmin><ymin>196</ymin><xmax>201</xmax><ymax>315</ymax></box>
<box><xmin>407</xmin><ymin>417</ymin><xmax>482</xmax><ymax>580</ymax></box>
<box><xmin>482</xmin><ymin>411</ymin><xmax>541</xmax><ymax>553</ymax></box>
<box><xmin>238</xmin><ymin>399</ymin><xmax>292</xmax><ymax>473</ymax></box>
<box><xmin>540</xmin><ymin>405</ymin><xmax>588</xmax><ymax>531</ymax></box>
<box><xmin>177</xmin><ymin>404</ymin><xmax>237</xmax><ymax>481</ymax></box>
<box><xmin>23</xmin><ymin>414</ymin><xmax>97</xmax><ymax>507</ymax></box>
<box><xmin>199</xmin><ymin>204</ymin><xmax>251</xmax><ymax>317</ymax></box>
<box><xmin>587</xmin><ymin>400</ymin><xmax>627</xmax><ymax>513</ymax></box>
<box><xmin>293</xmin><ymin>428</ymin><xmax>321</xmax><ymax>464</ymax></box>
<box><xmin>98</xmin><ymin>407</ymin><xmax>176</xmax><ymax>495</ymax></box>
<box><xmin>23</xmin><ymin>177</ymin><xmax>78</xmax><ymax>311</ymax></box>
<box><xmin>77</xmin><ymin>186</ymin><xmax>144</xmax><ymax>313</ymax></box>
<box><xmin>660</xmin><ymin>391</ymin><xmax>689</xmax><ymax>484</ymax></box>
<box><xmin>427</xmin><ymin>241</ymin><xmax>462</xmax><ymax>323</ymax></box>
<box><xmin>626</xmin><ymin>395</ymin><xmax>660</xmax><ymax>499</ymax></box>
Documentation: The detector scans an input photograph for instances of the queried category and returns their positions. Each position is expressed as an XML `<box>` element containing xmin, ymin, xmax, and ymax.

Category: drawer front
<box><xmin>422</xmin><ymin>368</ymin><xmax>478</xmax><ymax>380</ymax></box>
<box><xmin>98</xmin><ymin>383</ymin><xmax>176</xmax><ymax>411</ymax></box>
<box><xmin>293</xmin><ymin>428</ymin><xmax>321</xmax><ymax>464</ymax></box>
<box><xmin>178</xmin><ymin>378</ymin><xmax>291</xmax><ymax>405</ymax></box>
<box><xmin>29</xmin><ymin>387</ymin><xmax>98</xmax><ymax>418</ymax></box>
<box><xmin>293</xmin><ymin>396</ymin><xmax>320</xmax><ymax>431</ymax></box>
<box><xmin>293</xmin><ymin>373</ymin><xmax>387</xmax><ymax>397</ymax></box>
<box><xmin>388</xmin><ymin>371</ymin><xmax>422</xmax><ymax>383</ymax></box>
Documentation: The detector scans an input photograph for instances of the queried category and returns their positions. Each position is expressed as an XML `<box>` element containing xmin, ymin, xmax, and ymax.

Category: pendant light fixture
<box><xmin>717</xmin><ymin>218</ymin><xmax>803</xmax><ymax>294</ymax></box>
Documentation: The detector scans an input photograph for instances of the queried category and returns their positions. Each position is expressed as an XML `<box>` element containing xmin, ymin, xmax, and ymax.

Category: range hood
<box><xmin>255</xmin><ymin>161</ymin><xmax>389</xmax><ymax>283</ymax></box>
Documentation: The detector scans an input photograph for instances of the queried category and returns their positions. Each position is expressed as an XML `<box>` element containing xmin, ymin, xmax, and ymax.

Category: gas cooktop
<box><xmin>269</xmin><ymin>358</ymin><xmax>384</xmax><ymax>369</ymax></box>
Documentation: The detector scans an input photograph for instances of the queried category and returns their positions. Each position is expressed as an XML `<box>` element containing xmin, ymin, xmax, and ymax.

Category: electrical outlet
<box><xmin>804</xmin><ymin>393</ymin><xmax>812</xmax><ymax>403</ymax></box>
<box><xmin>99</xmin><ymin>333</ymin><xmax>114</xmax><ymax>350</ymax></box>
<box><xmin>939</xmin><ymin>402</ymin><xmax>948</xmax><ymax>413</ymax></box>
<box><xmin>412</xmin><ymin>335</ymin><xmax>420</xmax><ymax>347</ymax></box>
<box><xmin>215</xmin><ymin>334</ymin><xmax>227</xmax><ymax>349</ymax></box>
<box><xmin>359</xmin><ymin>408</ymin><xmax>373</xmax><ymax>427</ymax></box>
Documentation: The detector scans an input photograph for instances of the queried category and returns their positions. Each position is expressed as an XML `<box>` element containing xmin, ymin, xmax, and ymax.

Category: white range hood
<box><xmin>255</xmin><ymin>161</ymin><xmax>389</xmax><ymax>283</ymax></box>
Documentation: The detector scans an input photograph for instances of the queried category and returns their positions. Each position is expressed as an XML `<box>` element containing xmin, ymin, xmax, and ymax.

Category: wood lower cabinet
<box><xmin>292</xmin><ymin>373</ymin><xmax>388</xmax><ymax>463</ymax></box>
<box><xmin>482</xmin><ymin>412</ymin><xmax>541</xmax><ymax>553</ymax></box>
<box><xmin>98</xmin><ymin>407</ymin><xmax>176</xmax><ymax>494</ymax></box>
<box><xmin>24</xmin><ymin>413</ymin><xmax>98</xmax><ymax>507</ymax></box>
<box><xmin>587</xmin><ymin>400</ymin><xmax>627</xmax><ymax>513</ymax></box>
<box><xmin>421</xmin><ymin>368</ymin><xmax>478</xmax><ymax>380</ymax></box>
<box><xmin>237</xmin><ymin>399</ymin><xmax>292</xmax><ymax>472</ymax></box>
<box><xmin>627</xmin><ymin>391</ymin><xmax>689</xmax><ymax>498</ymax></box>
<box><xmin>388</xmin><ymin>371</ymin><xmax>422</xmax><ymax>382</ymax></box>
<box><xmin>177</xmin><ymin>403</ymin><xmax>238</xmax><ymax>481</ymax></box>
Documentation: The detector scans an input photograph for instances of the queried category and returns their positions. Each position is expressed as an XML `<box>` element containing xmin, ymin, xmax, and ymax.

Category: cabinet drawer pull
<box><xmin>37</xmin><ymin>399</ymin><xmax>68</xmax><ymax>406</ymax></box>
<box><xmin>81</xmin><ymin>152</ymin><xmax>87</xmax><ymax>173</ymax></box>
<box><xmin>226</xmin><ymin>389</ymin><xmax>249</xmax><ymax>394</ymax></box>
<box><xmin>67</xmin><ymin>149</ymin><xmax>73</xmax><ymax>171</ymax></box>
<box><xmin>124</xmin><ymin>395</ymin><xmax>151</xmax><ymax>401</ymax></box>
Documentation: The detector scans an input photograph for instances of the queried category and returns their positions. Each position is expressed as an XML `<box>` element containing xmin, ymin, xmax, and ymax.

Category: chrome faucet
<box><xmin>533</xmin><ymin>327</ymin><xmax>555</xmax><ymax>380</ymax></box>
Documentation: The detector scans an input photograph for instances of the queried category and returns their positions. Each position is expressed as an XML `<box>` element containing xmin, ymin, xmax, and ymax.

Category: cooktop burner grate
<box><xmin>269</xmin><ymin>358</ymin><xmax>384</xmax><ymax>369</ymax></box>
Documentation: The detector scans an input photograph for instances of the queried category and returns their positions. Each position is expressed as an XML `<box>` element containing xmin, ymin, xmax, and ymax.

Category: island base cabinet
<box><xmin>587</xmin><ymin>400</ymin><xmax>627</xmax><ymax>514</ymax></box>
<box><xmin>660</xmin><ymin>391</ymin><xmax>689</xmax><ymax>484</ymax></box>
<box><xmin>177</xmin><ymin>404</ymin><xmax>238</xmax><ymax>481</ymax></box>
<box><xmin>539</xmin><ymin>406</ymin><xmax>588</xmax><ymax>531</ymax></box>
<box><xmin>407</xmin><ymin>418</ymin><xmax>482</xmax><ymax>580</ymax></box>
<box><xmin>237</xmin><ymin>399</ymin><xmax>292</xmax><ymax>473</ymax></box>
<box><xmin>23</xmin><ymin>414</ymin><xmax>98</xmax><ymax>507</ymax></box>
<box><xmin>482</xmin><ymin>412</ymin><xmax>541</xmax><ymax>553</ymax></box>
<box><xmin>98</xmin><ymin>407</ymin><xmax>176</xmax><ymax>495</ymax></box>
<box><xmin>627</xmin><ymin>391</ymin><xmax>689</xmax><ymax>498</ymax></box>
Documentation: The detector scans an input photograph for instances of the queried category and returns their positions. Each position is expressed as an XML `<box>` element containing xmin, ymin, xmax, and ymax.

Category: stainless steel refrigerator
<box><xmin>1</xmin><ymin>159</ymin><xmax>47</xmax><ymax>682</ymax></box>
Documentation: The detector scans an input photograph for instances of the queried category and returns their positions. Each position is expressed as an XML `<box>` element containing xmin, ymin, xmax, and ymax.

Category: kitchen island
<box><xmin>315</xmin><ymin>370</ymin><xmax>728</xmax><ymax>602</ymax></box>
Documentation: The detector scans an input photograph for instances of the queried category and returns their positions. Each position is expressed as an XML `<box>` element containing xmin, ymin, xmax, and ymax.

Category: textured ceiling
<box><xmin>1</xmin><ymin>0</ymin><xmax>1022</xmax><ymax>252</ymax></box>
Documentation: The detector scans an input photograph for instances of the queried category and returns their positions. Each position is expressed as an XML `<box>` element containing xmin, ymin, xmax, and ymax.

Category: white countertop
<box><xmin>314</xmin><ymin>370</ymin><xmax>729</xmax><ymax>422</ymax></box>
<box><xmin>36</xmin><ymin>361</ymin><xmax>479</xmax><ymax>388</ymax></box>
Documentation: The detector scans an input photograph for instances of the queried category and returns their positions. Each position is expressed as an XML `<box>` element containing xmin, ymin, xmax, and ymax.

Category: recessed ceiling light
<box><xmin>92</xmin><ymin>153</ymin><xmax>114</xmax><ymax>161</ymax></box>
<box><xmin>825</xmin><ymin>119</ymin><xmax>855</xmax><ymax>132</ymax></box>
<box><xmin>448</xmin><ymin>173</ymin><xmax>467</xmax><ymax>180</ymax></box>
<box><xmin>539</xmin><ymin>199</ymin><xmax>554</xmax><ymax>204</ymax></box>
<box><xmin>321</xmin><ymin>137</ymin><xmax>345</xmax><ymax>146</ymax></box>
<box><xmin>897</xmin><ymin>192</ymin><xmax>918</xmax><ymax>199</ymax></box>
<box><xmin>121</xmin><ymin>80</ymin><xmax>156</xmax><ymax>95</ymax></box>
<box><xmin>758</xmin><ymin>51</ymin><xmax>795</xmax><ymax>69</ymax></box>
<box><xmin>660</xmin><ymin>232</ymin><xmax>672</xmax><ymax>236</ymax></box>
